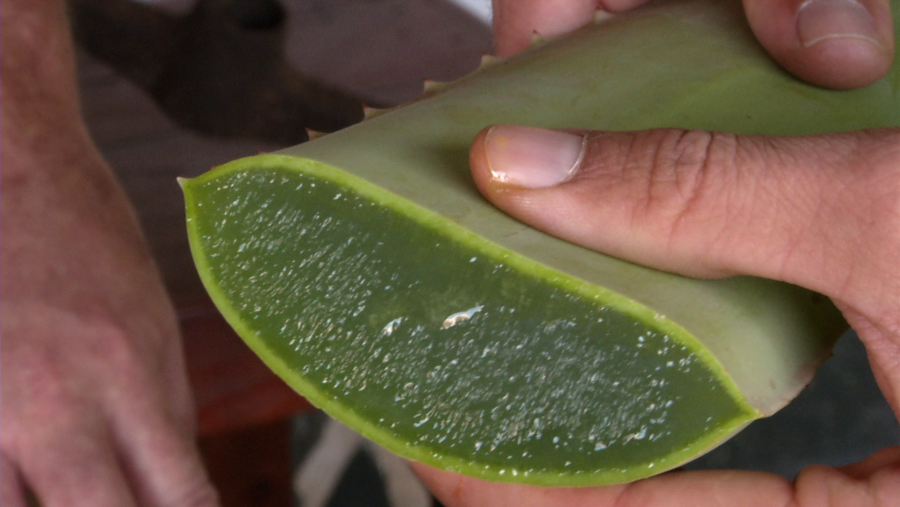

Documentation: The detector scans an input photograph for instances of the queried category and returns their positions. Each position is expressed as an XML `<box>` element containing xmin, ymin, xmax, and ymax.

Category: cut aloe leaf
<box><xmin>183</xmin><ymin>0</ymin><xmax>899</xmax><ymax>486</ymax></box>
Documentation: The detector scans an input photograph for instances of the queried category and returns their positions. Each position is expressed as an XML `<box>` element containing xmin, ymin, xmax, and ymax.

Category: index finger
<box><xmin>413</xmin><ymin>458</ymin><xmax>899</xmax><ymax>507</ymax></box>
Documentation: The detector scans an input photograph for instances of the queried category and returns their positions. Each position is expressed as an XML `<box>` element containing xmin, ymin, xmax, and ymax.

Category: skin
<box><xmin>0</xmin><ymin>1</ymin><xmax>219</xmax><ymax>506</ymax></box>
<box><xmin>492</xmin><ymin>0</ymin><xmax>895</xmax><ymax>89</ymax></box>
<box><xmin>413</xmin><ymin>0</ymin><xmax>900</xmax><ymax>506</ymax></box>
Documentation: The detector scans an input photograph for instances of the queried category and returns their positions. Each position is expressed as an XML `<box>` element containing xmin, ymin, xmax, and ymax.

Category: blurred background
<box><xmin>71</xmin><ymin>1</ymin><xmax>898</xmax><ymax>505</ymax></box>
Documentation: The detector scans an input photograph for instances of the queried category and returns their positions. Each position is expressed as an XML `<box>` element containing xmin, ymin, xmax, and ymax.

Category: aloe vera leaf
<box><xmin>182</xmin><ymin>0</ymin><xmax>899</xmax><ymax>486</ymax></box>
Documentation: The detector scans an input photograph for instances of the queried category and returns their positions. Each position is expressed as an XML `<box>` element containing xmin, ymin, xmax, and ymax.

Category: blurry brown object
<box><xmin>69</xmin><ymin>0</ymin><xmax>363</xmax><ymax>144</ymax></box>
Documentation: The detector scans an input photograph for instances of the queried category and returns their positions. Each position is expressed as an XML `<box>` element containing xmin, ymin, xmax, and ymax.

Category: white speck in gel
<box><xmin>381</xmin><ymin>317</ymin><xmax>404</xmax><ymax>336</ymax></box>
<box><xmin>441</xmin><ymin>305</ymin><xmax>484</xmax><ymax>329</ymax></box>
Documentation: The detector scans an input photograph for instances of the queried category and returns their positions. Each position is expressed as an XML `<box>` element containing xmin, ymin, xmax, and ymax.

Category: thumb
<box><xmin>470</xmin><ymin>125</ymin><xmax>900</xmax><ymax>318</ymax></box>
<box><xmin>742</xmin><ymin>0</ymin><xmax>895</xmax><ymax>89</ymax></box>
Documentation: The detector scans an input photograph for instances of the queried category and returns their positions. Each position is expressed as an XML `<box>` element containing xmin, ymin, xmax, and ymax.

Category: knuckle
<box><xmin>65</xmin><ymin>312</ymin><xmax>154</xmax><ymax>376</ymax></box>
<box><xmin>90</xmin><ymin>320</ymin><xmax>144</xmax><ymax>369</ymax></box>
<box><xmin>1</xmin><ymin>309</ymin><xmax>148</xmax><ymax>423</ymax></box>
<box><xmin>637</xmin><ymin>129</ymin><xmax>734</xmax><ymax>218</ymax></box>
<box><xmin>3</xmin><ymin>339</ymin><xmax>73</xmax><ymax>414</ymax></box>
<box><xmin>629</xmin><ymin>129</ymin><xmax>741</xmax><ymax>250</ymax></box>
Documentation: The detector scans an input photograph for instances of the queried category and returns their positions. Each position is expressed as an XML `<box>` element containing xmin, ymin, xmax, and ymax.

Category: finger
<box><xmin>107</xmin><ymin>362</ymin><xmax>219</xmax><ymax>507</ymax></box>
<box><xmin>413</xmin><ymin>462</ymin><xmax>798</xmax><ymax>507</ymax></box>
<box><xmin>1</xmin><ymin>452</ymin><xmax>27</xmax><ymax>507</ymax></box>
<box><xmin>105</xmin><ymin>350</ymin><xmax>218</xmax><ymax>507</ymax></box>
<box><xmin>415</xmin><ymin>458</ymin><xmax>900</xmax><ymax>507</ymax></box>
<box><xmin>491</xmin><ymin>0</ymin><xmax>656</xmax><ymax>57</ymax></box>
<box><xmin>157</xmin><ymin>323</ymin><xmax>200</xmax><ymax>436</ymax></box>
<box><xmin>838</xmin><ymin>446</ymin><xmax>900</xmax><ymax>478</ymax></box>
<box><xmin>742</xmin><ymin>0</ymin><xmax>895</xmax><ymax>89</ymax></box>
<box><xmin>15</xmin><ymin>411</ymin><xmax>139</xmax><ymax>507</ymax></box>
<box><xmin>111</xmin><ymin>412</ymin><xmax>219</xmax><ymax>507</ymax></box>
<box><xmin>492</xmin><ymin>0</ymin><xmax>599</xmax><ymax>57</ymax></box>
<box><xmin>470</xmin><ymin>125</ymin><xmax>900</xmax><ymax>322</ymax></box>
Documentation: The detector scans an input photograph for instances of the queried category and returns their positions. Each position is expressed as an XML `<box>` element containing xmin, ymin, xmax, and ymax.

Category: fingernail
<box><xmin>484</xmin><ymin>125</ymin><xmax>586</xmax><ymax>188</ymax></box>
<box><xmin>797</xmin><ymin>0</ymin><xmax>881</xmax><ymax>48</ymax></box>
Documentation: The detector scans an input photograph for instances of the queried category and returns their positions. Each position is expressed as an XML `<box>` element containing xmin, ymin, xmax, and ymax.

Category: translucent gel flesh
<box><xmin>186</xmin><ymin>164</ymin><xmax>754</xmax><ymax>483</ymax></box>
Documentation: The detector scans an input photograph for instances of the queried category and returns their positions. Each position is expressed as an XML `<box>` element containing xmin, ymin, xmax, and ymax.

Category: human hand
<box><xmin>1</xmin><ymin>2</ymin><xmax>219</xmax><ymax>505</ymax></box>
<box><xmin>0</xmin><ymin>117</ymin><xmax>220</xmax><ymax>507</ymax></box>
<box><xmin>491</xmin><ymin>0</ymin><xmax>895</xmax><ymax>89</ymax></box>
<box><xmin>414</xmin><ymin>123</ymin><xmax>900</xmax><ymax>506</ymax></box>
<box><xmin>411</xmin><ymin>1</ymin><xmax>900</xmax><ymax>505</ymax></box>
<box><xmin>1</xmin><ymin>150</ymin><xmax>221</xmax><ymax>507</ymax></box>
